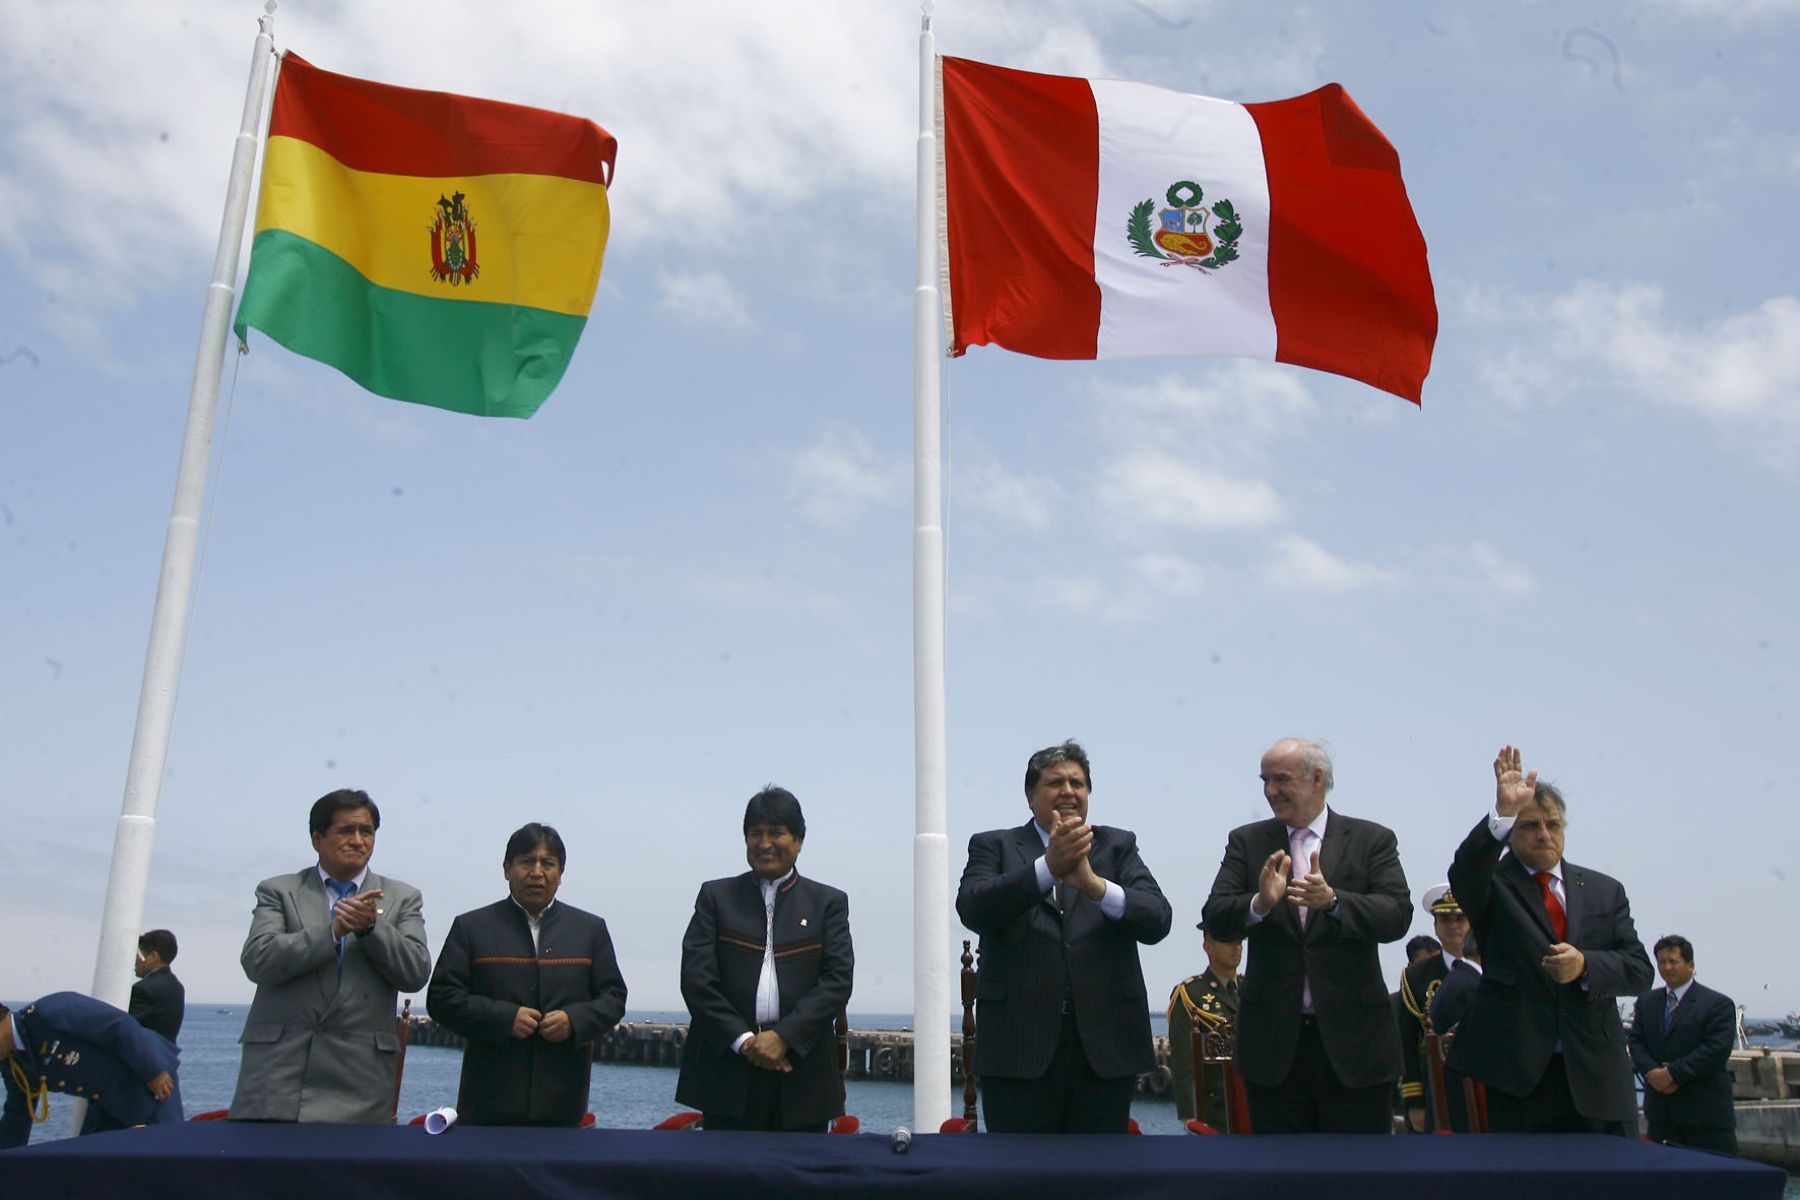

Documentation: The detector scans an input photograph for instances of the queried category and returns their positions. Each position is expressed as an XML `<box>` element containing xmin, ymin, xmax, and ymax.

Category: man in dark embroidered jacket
<box><xmin>675</xmin><ymin>787</ymin><xmax>854</xmax><ymax>1131</ymax></box>
<box><xmin>427</xmin><ymin>823</ymin><xmax>627</xmax><ymax>1126</ymax></box>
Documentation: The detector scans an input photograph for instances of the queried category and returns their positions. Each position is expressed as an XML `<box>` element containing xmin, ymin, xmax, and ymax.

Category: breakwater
<box><xmin>405</xmin><ymin>1017</ymin><xmax>1182</xmax><ymax>1095</ymax></box>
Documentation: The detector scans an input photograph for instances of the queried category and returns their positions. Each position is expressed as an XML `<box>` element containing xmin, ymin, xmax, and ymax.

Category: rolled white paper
<box><xmin>424</xmin><ymin>1106</ymin><xmax>459</xmax><ymax>1135</ymax></box>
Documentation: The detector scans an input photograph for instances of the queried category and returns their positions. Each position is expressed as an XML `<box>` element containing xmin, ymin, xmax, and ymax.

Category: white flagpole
<box><xmin>74</xmin><ymin>4</ymin><xmax>279</xmax><ymax>1127</ymax></box>
<box><xmin>911</xmin><ymin>1</ymin><xmax>951</xmax><ymax>1134</ymax></box>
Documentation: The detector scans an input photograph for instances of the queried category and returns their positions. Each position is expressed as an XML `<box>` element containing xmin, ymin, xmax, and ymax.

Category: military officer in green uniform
<box><xmin>1398</xmin><ymin>883</ymin><xmax>1469</xmax><ymax>1131</ymax></box>
<box><xmin>1166</xmin><ymin>922</ymin><xmax>1243</xmax><ymax>1129</ymax></box>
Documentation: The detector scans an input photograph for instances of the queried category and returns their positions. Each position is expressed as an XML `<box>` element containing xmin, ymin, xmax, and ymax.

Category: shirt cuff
<box><xmin>731</xmin><ymin>1032</ymin><xmax>753</xmax><ymax>1055</ymax></box>
<box><xmin>1245</xmin><ymin>895</ymin><xmax>1266</xmax><ymax>927</ymax></box>
<box><xmin>1034</xmin><ymin>855</ymin><xmax>1054</xmax><ymax>895</ymax></box>
<box><xmin>1098</xmin><ymin>881</ymin><xmax>1126</xmax><ymax>921</ymax></box>
<box><xmin>1486</xmin><ymin>810</ymin><xmax>1515</xmax><ymax>840</ymax></box>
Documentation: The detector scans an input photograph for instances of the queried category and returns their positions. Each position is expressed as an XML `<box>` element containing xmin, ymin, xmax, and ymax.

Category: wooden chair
<box><xmin>193</xmin><ymin>999</ymin><xmax>415</xmax><ymax>1122</ymax></box>
<box><xmin>1423</xmin><ymin>1029</ymin><xmax>1488</xmax><ymax>1133</ymax></box>
<box><xmin>1184</xmin><ymin>1021</ymin><xmax>1251</xmax><ymax>1135</ymax></box>
<box><xmin>940</xmin><ymin>940</ymin><xmax>981</xmax><ymax>1133</ymax></box>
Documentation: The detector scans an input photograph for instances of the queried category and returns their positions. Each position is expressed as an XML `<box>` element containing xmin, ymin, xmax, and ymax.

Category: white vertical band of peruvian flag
<box><xmin>938</xmin><ymin>56</ymin><xmax>1438</xmax><ymax>404</ymax></box>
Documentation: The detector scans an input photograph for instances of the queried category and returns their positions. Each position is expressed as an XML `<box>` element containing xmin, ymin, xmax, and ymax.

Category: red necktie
<box><xmin>1533</xmin><ymin>871</ymin><xmax>1567</xmax><ymax>941</ymax></box>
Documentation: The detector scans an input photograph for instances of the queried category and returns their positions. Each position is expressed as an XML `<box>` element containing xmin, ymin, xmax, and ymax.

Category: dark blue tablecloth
<box><xmin>0</xmin><ymin>1124</ymin><xmax>1784</xmax><ymax>1199</ymax></box>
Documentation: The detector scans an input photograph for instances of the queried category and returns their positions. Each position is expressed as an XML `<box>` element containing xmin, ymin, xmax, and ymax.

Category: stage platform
<box><xmin>1</xmin><ymin>1124</ymin><xmax>1785</xmax><ymax>1199</ymax></box>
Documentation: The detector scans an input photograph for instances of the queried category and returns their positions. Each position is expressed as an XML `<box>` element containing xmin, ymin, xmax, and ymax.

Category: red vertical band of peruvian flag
<box><xmin>942</xmin><ymin>57</ymin><xmax>1100</xmax><ymax>359</ymax></box>
<box><xmin>1246</xmin><ymin>85</ymin><xmax>1437</xmax><ymax>404</ymax></box>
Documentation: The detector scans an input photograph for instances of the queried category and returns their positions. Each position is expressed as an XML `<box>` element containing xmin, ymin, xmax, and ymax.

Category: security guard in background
<box><xmin>1166</xmin><ymin>922</ymin><xmax>1243</xmax><ymax>1129</ymax></box>
<box><xmin>1398</xmin><ymin>884</ymin><xmax>1469</xmax><ymax>1131</ymax></box>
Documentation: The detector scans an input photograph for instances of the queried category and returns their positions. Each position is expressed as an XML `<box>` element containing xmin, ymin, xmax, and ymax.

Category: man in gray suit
<box><xmin>229</xmin><ymin>788</ymin><xmax>430</xmax><ymax>1123</ymax></box>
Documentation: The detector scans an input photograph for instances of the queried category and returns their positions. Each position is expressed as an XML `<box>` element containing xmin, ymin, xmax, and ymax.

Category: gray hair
<box><xmin>1290</xmin><ymin>738</ymin><xmax>1334</xmax><ymax>793</ymax></box>
<box><xmin>1532</xmin><ymin>779</ymin><xmax>1567</xmax><ymax>820</ymax></box>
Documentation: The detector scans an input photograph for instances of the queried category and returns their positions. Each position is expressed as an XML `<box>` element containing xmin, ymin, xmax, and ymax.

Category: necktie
<box><xmin>1290</xmin><ymin>827</ymin><xmax>1313</xmax><ymax>926</ymax></box>
<box><xmin>1533</xmin><ymin>871</ymin><xmax>1567</xmax><ymax>941</ymax></box>
<box><xmin>326</xmin><ymin>879</ymin><xmax>357</xmax><ymax>966</ymax></box>
<box><xmin>1663</xmin><ymin>991</ymin><xmax>1679</xmax><ymax>1033</ymax></box>
<box><xmin>1054</xmin><ymin>881</ymin><xmax>1068</xmax><ymax>915</ymax></box>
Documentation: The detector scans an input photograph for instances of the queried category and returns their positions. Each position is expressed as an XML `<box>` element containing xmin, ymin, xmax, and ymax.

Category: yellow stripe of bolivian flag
<box><xmin>254</xmin><ymin>135</ymin><xmax>609</xmax><ymax>316</ymax></box>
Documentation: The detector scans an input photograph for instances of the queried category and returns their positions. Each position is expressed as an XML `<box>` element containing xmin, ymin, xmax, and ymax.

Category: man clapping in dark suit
<box><xmin>1446</xmin><ymin>745</ymin><xmax>1653</xmax><ymax>1134</ymax></box>
<box><xmin>957</xmin><ymin>740</ymin><xmax>1172</xmax><ymax>1133</ymax></box>
<box><xmin>1203</xmin><ymin>737</ymin><xmax>1412</xmax><ymax>1133</ymax></box>
<box><xmin>1628</xmin><ymin>934</ymin><xmax>1738</xmax><ymax>1154</ymax></box>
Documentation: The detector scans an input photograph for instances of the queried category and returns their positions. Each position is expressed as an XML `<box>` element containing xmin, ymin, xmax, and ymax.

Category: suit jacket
<box><xmin>1</xmin><ymin>992</ymin><xmax>183</xmax><ymax>1149</ymax></box>
<box><xmin>129</xmin><ymin>967</ymin><xmax>186</xmax><ymax>1043</ymax></box>
<box><xmin>1628</xmin><ymin>980</ymin><xmax>1736</xmax><ymax>1133</ymax></box>
<box><xmin>1427</xmin><ymin>958</ymin><xmax>1483</xmax><ymax>1133</ymax></box>
<box><xmin>1397</xmin><ymin>953</ymin><xmax>1449</xmax><ymax>1114</ymax></box>
<box><xmin>1444</xmin><ymin>818</ymin><xmax>1652</xmax><ymax>1122</ymax></box>
<box><xmin>1202</xmin><ymin>810</ymin><xmax>1411</xmax><ymax>1089</ymax></box>
<box><xmin>1167</xmin><ymin>966</ymin><xmax>1241</xmax><ymax>1125</ymax></box>
<box><xmin>229</xmin><ymin>865</ymin><xmax>430</xmax><ymax>1123</ymax></box>
<box><xmin>675</xmin><ymin>871</ymin><xmax>854</xmax><ymax>1128</ymax></box>
<box><xmin>427</xmin><ymin>898</ymin><xmax>627</xmax><ymax>1126</ymax></box>
<box><xmin>956</xmin><ymin>822</ymin><xmax>1172</xmax><ymax>1080</ymax></box>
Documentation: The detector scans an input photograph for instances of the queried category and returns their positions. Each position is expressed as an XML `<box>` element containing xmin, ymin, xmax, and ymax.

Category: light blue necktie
<box><xmin>1663</xmin><ymin>990</ymin><xmax>1679</xmax><ymax>1033</ymax></box>
<box><xmin>326</xmin><ymin>879</ymin><xmax>357</xmax><ymax>967</ymax></box>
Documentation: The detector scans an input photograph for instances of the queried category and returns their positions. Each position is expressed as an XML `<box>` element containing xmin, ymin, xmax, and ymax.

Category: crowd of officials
<box><xmin>2</xmin><ymin>738</ymin><xmax>1741</xmax><ymax>1151</ymax></box>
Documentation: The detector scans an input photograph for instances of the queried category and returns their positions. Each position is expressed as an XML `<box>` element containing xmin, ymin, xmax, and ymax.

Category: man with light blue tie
<box><xmin>228</xmin><ymin>788</ymin><xmax>430</xmax><ymax>1123</ymax></box>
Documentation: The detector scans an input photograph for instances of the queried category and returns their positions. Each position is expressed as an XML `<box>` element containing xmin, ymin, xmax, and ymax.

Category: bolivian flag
<box><xmin>234</xmin><ymin>54</ymin><xmax>616</xmax><ymax>419</ymax></box>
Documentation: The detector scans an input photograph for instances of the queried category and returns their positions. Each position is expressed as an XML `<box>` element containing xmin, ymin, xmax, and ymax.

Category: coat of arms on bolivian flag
<box><xmin>233</xmin><ymin>53</ymin><xmax>617</xmax><ymax>419</ymax></box>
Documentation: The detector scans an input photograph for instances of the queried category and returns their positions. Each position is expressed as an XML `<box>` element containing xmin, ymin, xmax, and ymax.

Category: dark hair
<box><xmin>505</xmin><ymin>823</ymin><xmax>567</xmax><ymax>867</ymax></box>
<box><xmin>138</xmin><ymin>929</ymin><xmax>178</xmax><ymax>964</ymax></box>
<box><xmin>1024</xmin><ymin>740</ymin><xmax>1091</xmax><ymax>796</ymax></box>
<box><xmin>1405</xmin><ymin>934</ymin><xmax>1442</xmax><ymax>962</ymax></box>
<box><xmin>309</xmin><ymin>789</ymin><xmax>381</xmax><ymax>836</ymax></box>
<box><xmin>1653</xmin><ymin>934</ymin><xmax>1694</xmax><ymax>964</ymax></box>
<box><xmin>743</xmin><ymin>786</ymin><xmax>805</xmax><ymax>841</ymax></box>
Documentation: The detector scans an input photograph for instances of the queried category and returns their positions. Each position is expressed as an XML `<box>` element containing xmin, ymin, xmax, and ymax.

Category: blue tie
<box><xmin>1663</xmin><ymin>990</ymin><xmax>1678</xmax><ymax>1033</ymax></box>
<box><xmin>326</xmin><ymin>879</ymin><xmax>357</xmax><ymax>966</ymax></box>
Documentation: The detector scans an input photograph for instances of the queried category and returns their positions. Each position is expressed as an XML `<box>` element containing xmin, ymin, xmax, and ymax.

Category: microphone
<box><xmin>891</xmin><ymin>1126</ymin><xmax>913</xmax><ymax>1154</ymax></box>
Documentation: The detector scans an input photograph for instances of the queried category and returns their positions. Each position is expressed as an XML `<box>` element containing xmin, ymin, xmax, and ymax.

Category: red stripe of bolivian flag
<box><xmin>234</xmin><ymin>53</ymin><xmax>617</xmax><ymax>419</ymax></box>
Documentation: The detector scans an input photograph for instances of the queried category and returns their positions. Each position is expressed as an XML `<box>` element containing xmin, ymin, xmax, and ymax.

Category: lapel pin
<box><xmin>801</xmin><ymin>918</ymin><xmax>809</xmax><ymax>927</ymax></box>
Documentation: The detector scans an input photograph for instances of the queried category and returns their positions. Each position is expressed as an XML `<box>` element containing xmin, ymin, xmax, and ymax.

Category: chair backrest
<box><xmin>959</xmin><ymin>939</ymin><xmax>979</xmax><ymax>1126</ymax></box>
<box><xmin>391</xmin><ymin>997</ymin><xmax>412</xmax><ymax>1121</ymax></box>
<box><xmin>1190</xmin><ymin>1021</ymin><xmax>1251</xmax><ymax>1134</ymax></box>
<box><xmin>1424</xmin><ymin>1029</ymin><xmax>1489</xmax><ymax>1134</ymax></box>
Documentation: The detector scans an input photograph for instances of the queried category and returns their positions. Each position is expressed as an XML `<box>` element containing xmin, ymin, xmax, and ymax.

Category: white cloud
<box><xmin>1477</xmin><ymin>281</ymin><xmax>1800</xmax><ymax>467</ymax></box>
<box><xmin>1258</xmin><ymin>534</ymin><xmax>1394</xmax><ymax>595</ymax></box>
<box><xmin>953</xmin><ymin>454</ymin><xmax>1059</xmax><ymax>531</ymax></box>
<box><xmin>1092</xmin><ymin>364</ymin><xmax>1318</xmax><ymax>464</ymax></box>
<box><xmin>787</xmin><ymin>425</ymin><xmax>906</xmax><ymax>527</ymax></box>
<box><xmin>657</xmin><ymin>270</ymin><xmax>752</xmax><ymax>330</ymax></box>
<box><xmin>1096</xmin><ymin>448</ymin><xmax>1283</xmax><ymax>532</ymax></box>
<box><xmin>1464</xmin><ymin>542</ymin><xmax>1537</xmax><ymax>600</ymax></box>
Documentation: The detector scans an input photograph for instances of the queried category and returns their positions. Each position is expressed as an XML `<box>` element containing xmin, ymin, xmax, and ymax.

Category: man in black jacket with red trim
<box><xmin>676</xmin><ymin>787</ymin><xmax>854</xmax><ymax>1131</ymax></box>
<box><xmin>427</xmin><ymin>823</ymin><xmax>627</xmax><ymax>1126</ymax></box>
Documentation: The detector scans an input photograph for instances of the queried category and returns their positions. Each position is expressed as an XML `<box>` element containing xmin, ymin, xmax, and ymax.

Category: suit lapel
<box><xmin>295</xmin><ymin>868</ymin><xmax>341</xmax><ymax>1004</ymax></box>
<box><xmin>1499</xmin><ymin>854</ymin><xmax>1556</xmax><ymax>942</ymax></box>
<box><xmin>1013</xmin><ymin>822</ymin><xmax>1059</xmax><ymax>918</ymax></box>
<box><xmin>1559</xmin><ymin>862</ymin><xmax>1584</xmax><ymax>942</ymax></box>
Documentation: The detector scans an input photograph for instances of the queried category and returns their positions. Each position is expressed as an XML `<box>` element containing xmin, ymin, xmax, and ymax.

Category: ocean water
<box><xmin>15</xmin><ymin>1005</ymin><xmax>1189</xmax><ymax>1145</ymax></box>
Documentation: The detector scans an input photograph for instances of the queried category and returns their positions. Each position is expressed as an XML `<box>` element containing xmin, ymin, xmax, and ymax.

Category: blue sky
<box><xmin>3</xmin><ymin>1</ymin><xmax>1797</xmax><ymax>1019</ymax></box>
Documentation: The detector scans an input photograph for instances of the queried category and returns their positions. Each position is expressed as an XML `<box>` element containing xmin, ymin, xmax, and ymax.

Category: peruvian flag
<box><xmin>939</xmin><ymin>56</ymin><xmax>1438</xmax><ymax>404</ymax></box>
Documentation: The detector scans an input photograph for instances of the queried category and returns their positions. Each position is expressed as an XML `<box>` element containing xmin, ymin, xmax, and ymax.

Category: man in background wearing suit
<box><xmin>1446</xmin><ymin>746</ymin><xmax>1652</xmax><ymax>1135</ymax></box>
<box><xmin>957</xmin><ymin>740</ymin><xmax>1172</xmax><ymax>1133</ymax></box>
<box><xmin>676</xmin><ymin>787</ymin><xmax>853</xmax><ymax>1131</ymax></box>
<box><xmin>229</xmin><ymin>788</ymin><xmax>431</xmax><ymax>1123</ymax></box>
<box><xmin>1203</xmin><ymin>737</ymin><xmax>1412</xmax><ymax>1134</ymax></box>
<box><xmin>428</xmin><ymin>823</ymin><xmax>627</xmax><ymax>1126</ymax></box>
<box><xmin>1628</xmin><ymin>934</ymin><xmax>1738</xmax><ymax>1154</ymax></box>
<box><xmin>129</xmin><ymin>928</ymin><xmax>185</xmax><ymax>1043</ymax></box>
<box><xmin>1428</xmin><ymin>932</ymin><xmax>1483</xmax><ymax>1133</ymax></box>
